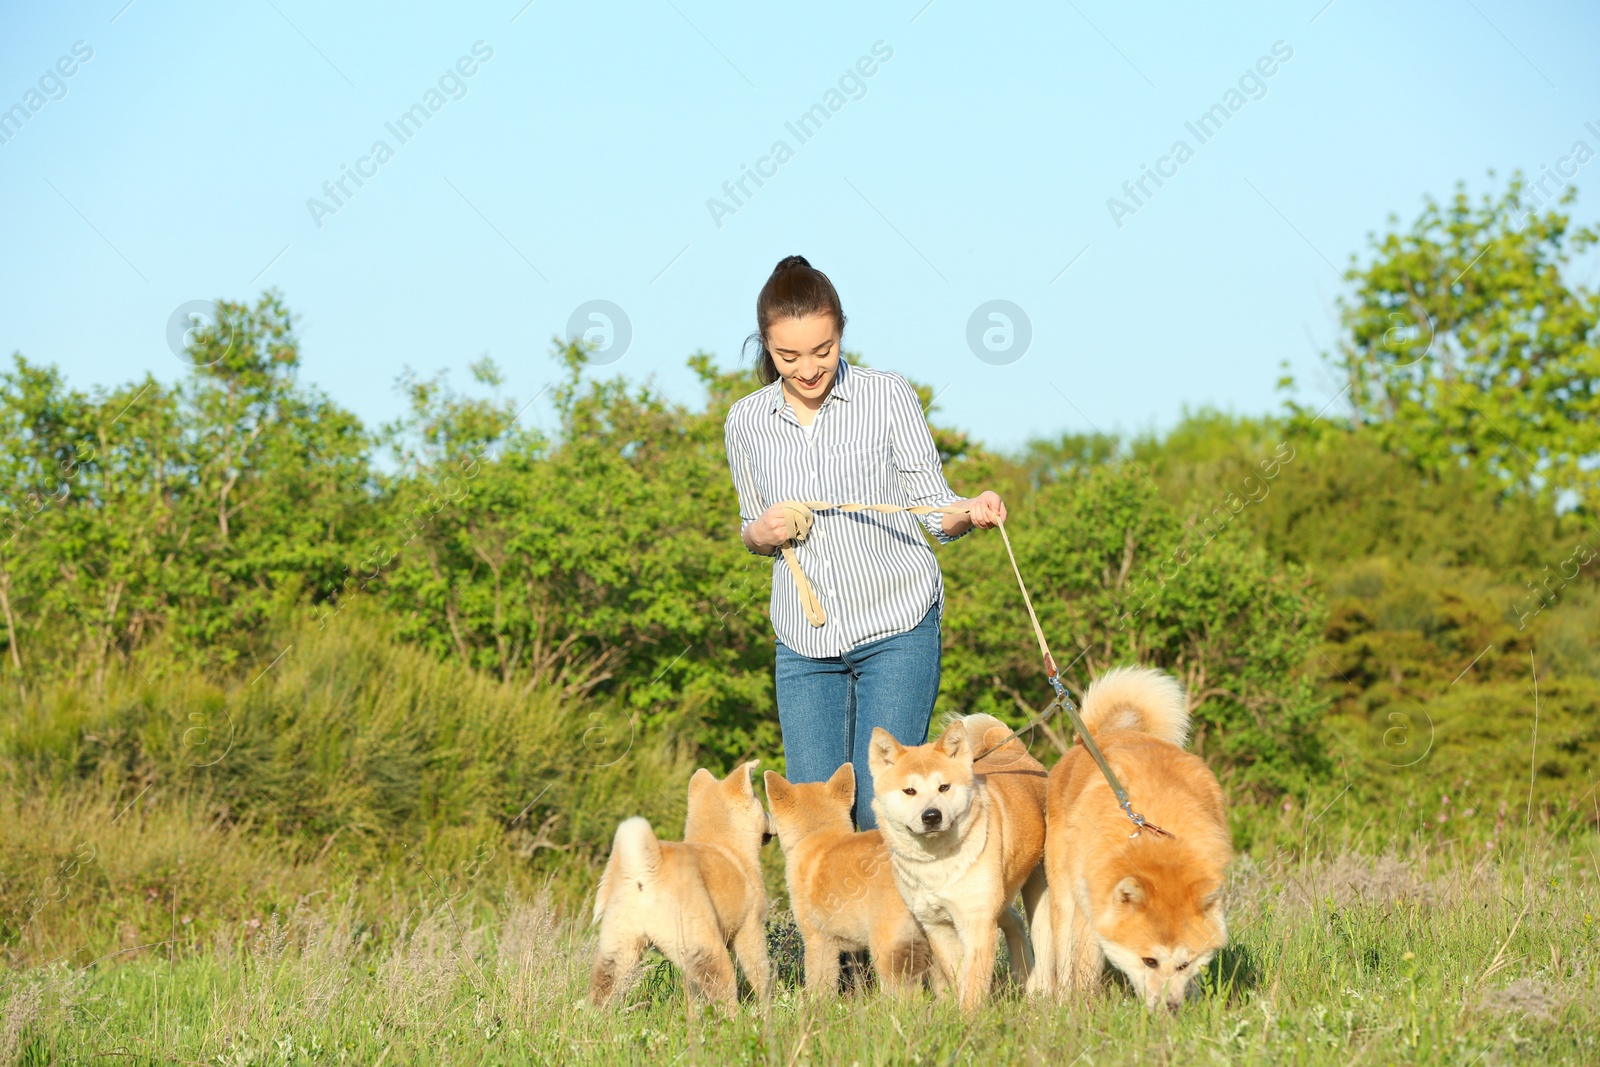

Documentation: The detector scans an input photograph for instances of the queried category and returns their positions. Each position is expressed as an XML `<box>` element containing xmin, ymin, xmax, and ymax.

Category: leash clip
<box><xmin>1046</xmin><ymin>670</ymin><xmax>1075</xmax><ymax>712</ymax></box>
<box><xmin>1121</xmin><ymin>797</ymin><xmax>1174</xmax><ymax>839</ymax></box>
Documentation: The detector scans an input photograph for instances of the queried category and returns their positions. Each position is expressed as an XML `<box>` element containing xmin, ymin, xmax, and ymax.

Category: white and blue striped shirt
<box><xmin>724</xmin><ymin>359</ymin><xmax>969</xmax><ymax>658</ymax></box>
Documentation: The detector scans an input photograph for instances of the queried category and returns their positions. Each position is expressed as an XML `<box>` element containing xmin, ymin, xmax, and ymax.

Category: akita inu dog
<box><xmin>589</xmin><ymin>761</ymin><xmax>772</xmax><ymax>1009</ymax></box>
<box><xmin>1031</xmin><ymin>667</ymin><xmax>1232</xmax><ymax>1013</ymax></box>
<box><xmin>765</xmin><ymin>764</ymin><xmax>931</xmax><ymax>997</ymax></box>
<box><xmin>869</xmin><ymin>714</ymin><xmax>1048</xmax><ymax>1013</ymax></box>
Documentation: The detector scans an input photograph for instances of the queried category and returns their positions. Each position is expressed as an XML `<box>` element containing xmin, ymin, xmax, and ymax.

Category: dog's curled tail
<box><xmin>592</xmin><ymin>816</ymin><xmax>662</xmax><ymax>925</ymax></box>
<box><xmin>955</xmin><ymin>712</ymin><xmax>1010</xmax><ymax>745</ymax></box>
<box><xmin>1078</xmin><ymin>666</ymin><xmax>1189</xmax><ymax>747</ymax></box>
<box><xmin>947</xmin><ymin>712</ymin><xmax>1026</xmax><ymax>760</ymax></box>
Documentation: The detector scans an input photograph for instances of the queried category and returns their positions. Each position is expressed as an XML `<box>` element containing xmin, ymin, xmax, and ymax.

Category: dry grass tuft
<box><xmin>1478</xmin><ymin>977</ymin><xmax>1569</xmax><ymax>1021</ymax></box>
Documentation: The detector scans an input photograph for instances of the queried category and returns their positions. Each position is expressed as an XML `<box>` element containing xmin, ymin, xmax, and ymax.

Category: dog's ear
<box><xmin>689</xmin><ymin>768</ymin><xmax>717</xmax><ymax>795</ymax></box>
<box><xmin>763</xmin><ymin>770</ymin><xmax>793</xmax><ymax>811</ymax></box>
<box><xmin>825</xmin><ymin>762</ymin><xmax>856</xmax><ymax>805</ymax></box>
<box><xmin>730</xmin><ymin>759</ymin><xmax>760</xmax><ymax>798</ymax></box>
<box><xmin>868</xmin><ymin>729</ymin><xmax>902</xmax><ymax>776</ymax></box>
<box><xmin>937</xmin><ymin>723</ymin><xmax>971</xmax><ymax>765</ymax></box>
<box><xmin>1112</xmin><ymin>876</ymin><xmax>1146</xmax><ymax>908</ymax></box>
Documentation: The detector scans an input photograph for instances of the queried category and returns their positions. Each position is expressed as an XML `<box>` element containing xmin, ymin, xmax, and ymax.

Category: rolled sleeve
<box><xmin>884</xmin><ymin>373</ymin><xmax>968</xmax><ymax>544</ymax></box>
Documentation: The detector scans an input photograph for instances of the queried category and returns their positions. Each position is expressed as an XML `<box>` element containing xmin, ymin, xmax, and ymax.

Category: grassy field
<box><xmin>2</xmin><ymin>617</ymin><xmax>1596</xmax><ymax>1064</ymax></box>
<box><xmin>1</xmin><ymin>821</ymin><xmax>1595</xmax><ymax>1065</ymax></box>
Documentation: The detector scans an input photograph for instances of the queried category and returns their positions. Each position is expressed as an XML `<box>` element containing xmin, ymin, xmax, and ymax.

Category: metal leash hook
<box><xmin>1122</xmin><ymin>802</ymin><xmax>1171</xmax><ymax>840</ymax></box>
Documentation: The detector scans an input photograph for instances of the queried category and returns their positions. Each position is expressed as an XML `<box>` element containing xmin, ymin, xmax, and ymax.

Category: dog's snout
<box><xmin>920</xmin><ymin>807</ymin><xmax>942</xmax><ymax>828</ymax></box>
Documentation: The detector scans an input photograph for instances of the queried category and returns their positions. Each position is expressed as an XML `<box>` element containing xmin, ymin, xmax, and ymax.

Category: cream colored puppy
<box><xmin>589</xmin><ymin>761</ymin><xmax>772</xmax><ymax>1009</ymax></box>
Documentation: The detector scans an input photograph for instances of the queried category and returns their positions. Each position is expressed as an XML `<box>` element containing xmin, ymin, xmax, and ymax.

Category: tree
<box><xmin>1309</xmin><ymin>175</ymin><xmax>1600</xmax><ymax>512</ymax></box>
<box><xmin>375</xmin><ymin>345</ymin><xmax>782</xmax><ymax>763</ymax></box>
<box><xmin>0</xmin><ymin>293</ymin><xmax>373</xmax><ymax>686</ymax></box>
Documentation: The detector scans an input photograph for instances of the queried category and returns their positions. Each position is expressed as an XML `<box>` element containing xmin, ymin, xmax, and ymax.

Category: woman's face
<box><xmin>766</xmin><ymin>313</ymin><xmax>841</xmax><ymax>403</ymax></box>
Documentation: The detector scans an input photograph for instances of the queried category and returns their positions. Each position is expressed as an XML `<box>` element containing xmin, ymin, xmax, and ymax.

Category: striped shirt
<box><xmin>723</xmin><ymin>358</ymin><xmax>969</xmax><ymax>658</ymax></box>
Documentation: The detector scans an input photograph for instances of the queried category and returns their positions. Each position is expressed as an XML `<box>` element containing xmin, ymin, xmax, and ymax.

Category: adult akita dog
<box><xmin>1030</xmin><ymin>667</ymin><xmax>1233</xmax><ymax>1013</ymax></box>
<box><xmin>588</xmin><ymin>761</ymin><xmax>772</xmax><ymax>1010</ymax></box>
<box><xmin>868</xmin><ymin>714</ymin><xmax>1048</xmax><ymax>1013</ymax></box>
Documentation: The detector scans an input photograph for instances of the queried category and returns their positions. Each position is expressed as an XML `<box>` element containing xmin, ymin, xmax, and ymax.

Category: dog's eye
<box><xmin>1177</xmin><ymin>961</ymin><xmax>1189</xmax><ymax>970</ymax></box>
<box><xmin>938</xmin><ymin>783</ymin><xmax>950</xmax><ymax>793</ymax></box>
<box><xmin>902</xmin><ymin>787</ymin><xmax>917</xmax><ymax>796</ymax></box>
<box><xmin>1142</xmin><ymin>957</ymin><xmax>1158</xmax><ymax>968</ymax></box>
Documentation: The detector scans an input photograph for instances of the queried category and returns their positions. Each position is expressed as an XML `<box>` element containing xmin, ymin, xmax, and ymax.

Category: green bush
<box><xmin>0</xmin><ymin>607</ymin><xmax>697</xmax><ymax>961</ymax></box>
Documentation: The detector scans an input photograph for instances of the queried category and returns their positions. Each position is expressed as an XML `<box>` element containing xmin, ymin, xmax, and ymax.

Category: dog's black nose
<box><xmin>920</xmin><ymin>808</ymin><xmax>942</xmax><ymax>828</ymax></box>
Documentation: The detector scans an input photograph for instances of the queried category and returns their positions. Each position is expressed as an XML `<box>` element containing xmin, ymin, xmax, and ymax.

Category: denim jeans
<box><xmin>774</xmin><ymin>603</ymin><xmax>941</xmax><ymax>829</ymax></box>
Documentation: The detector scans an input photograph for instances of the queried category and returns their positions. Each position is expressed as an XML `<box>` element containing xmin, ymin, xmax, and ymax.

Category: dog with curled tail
<box><xmin>1030</xmin><ymin>667</ymin><xmax>1232</xmax><ymax>1014</ymax></box>
<box><xmin>589</xmin><ymin>761</ymin><xmax>773</xmax><ymax>1010</ymax></box>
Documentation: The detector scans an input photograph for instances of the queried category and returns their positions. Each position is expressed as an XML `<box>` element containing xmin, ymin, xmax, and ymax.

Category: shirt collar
<box><xmin>767</xmin><ymin>357</ymin><xmax>853</xmax><ymax>414</ymax></box>
<box><xmin>831</xmin><ymin>357</ymin><xmax>855</xmax><ymax>401</ymax></box>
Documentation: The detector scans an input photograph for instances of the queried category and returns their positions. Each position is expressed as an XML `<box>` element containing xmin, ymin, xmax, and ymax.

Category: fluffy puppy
<box><xmin>1032</xmin><ymin>667</ymin><xmax>1232</xmax><ymax>1013</ymax></box>
<box><xmin>869</xmin><ymin>714</ymin><xmax>1048</xmax><ymax>1013</ymax></box>
<box><xmin>765</xmin><ymin>764</ymin><xmax>931</xmax><ymax>996</ymax></box>
<box><xmin>589</xmin><ymin>761</ymin><xmax>771</xmax><ymax>1009</ymax></box>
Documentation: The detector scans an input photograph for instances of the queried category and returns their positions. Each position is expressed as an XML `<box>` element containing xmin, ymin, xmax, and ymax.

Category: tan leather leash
<box><xmin>774</xmin><ymin>498</ymin><xmax>1171</xmax><ymax>839</ymax></box>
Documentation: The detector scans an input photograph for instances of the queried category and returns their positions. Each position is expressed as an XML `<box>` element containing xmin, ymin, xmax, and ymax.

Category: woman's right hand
<box><xmin>744</xmin><ymin>505</ymin><xmax>793</xmax><ymax>554</ymax></box>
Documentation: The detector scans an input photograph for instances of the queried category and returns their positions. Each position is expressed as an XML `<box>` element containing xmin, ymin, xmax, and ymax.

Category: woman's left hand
<box><xmin>966</xmin><ymin>490</ymin><xmax>1007</xmax><ymax>529</ymax></box>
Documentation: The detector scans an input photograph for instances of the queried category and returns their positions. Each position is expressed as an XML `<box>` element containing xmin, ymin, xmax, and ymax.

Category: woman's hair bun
<box><xmin>774</xmin><ymin>254</ymin><xmax>811</xmax><ymax>272</ymax></box>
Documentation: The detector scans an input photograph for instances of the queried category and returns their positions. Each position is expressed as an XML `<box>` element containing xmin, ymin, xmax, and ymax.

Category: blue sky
<box><xmin>3</xmin><ymin>0</ymin><xmax>1597</xmax><ymax>452</ymax></box>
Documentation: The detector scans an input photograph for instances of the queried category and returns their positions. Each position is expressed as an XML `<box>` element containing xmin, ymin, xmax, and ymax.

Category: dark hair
<box><xmin>743</xmin><ymin>255</ymin><xmax>846</xmax><ymax>386</ymax></box>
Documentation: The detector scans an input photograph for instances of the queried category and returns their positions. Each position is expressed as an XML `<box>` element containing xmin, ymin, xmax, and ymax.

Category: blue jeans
<box><xmin>774</xmin><ymin>604</ymin><xmax>942</xmax><ymax>829</ymax></box>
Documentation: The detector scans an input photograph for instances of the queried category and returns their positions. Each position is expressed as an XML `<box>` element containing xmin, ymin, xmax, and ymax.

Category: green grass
<box><xmin>2</xmin><ymin>829</ymin><xmax>1596</xmax><ymax>1065</ymax></box>
<box><xmin>3</xmin><ymin>608</ymin><xmax>1597</xmax><ymax>1063</ymax></box>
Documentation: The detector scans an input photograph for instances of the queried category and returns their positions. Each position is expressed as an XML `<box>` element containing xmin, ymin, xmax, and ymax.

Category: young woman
<box><xmin>723</xmin><ymin>255</ymin><xmax>1006</xmax><ymax>828</ymax></box>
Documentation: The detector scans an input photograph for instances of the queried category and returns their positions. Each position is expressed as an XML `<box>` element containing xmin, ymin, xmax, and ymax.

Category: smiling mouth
<box><xmin>794</xmin><ymin>371</ymin><xmax>825</xmax><ymax>388</ymax></box>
